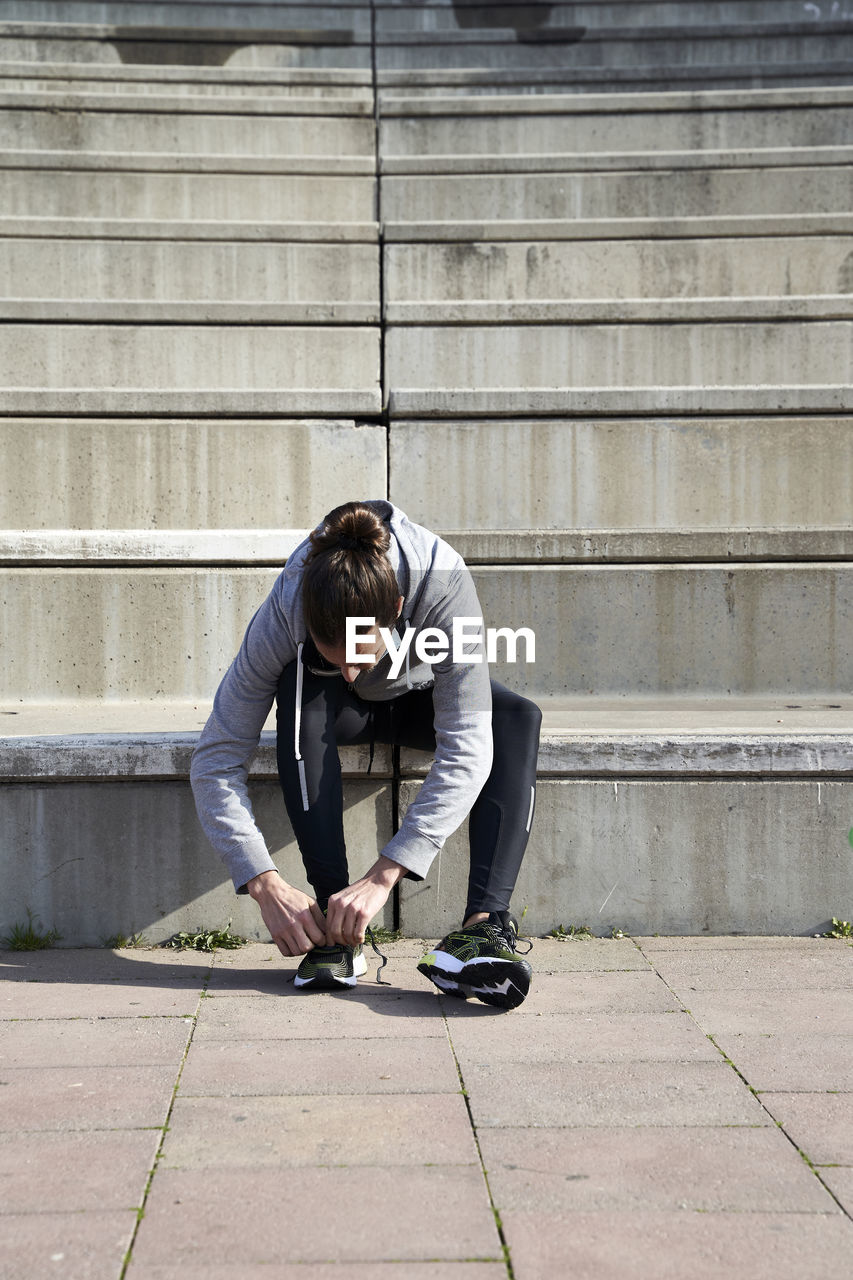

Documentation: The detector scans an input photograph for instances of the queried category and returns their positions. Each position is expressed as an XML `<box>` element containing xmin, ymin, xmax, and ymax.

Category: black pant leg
<box><xmin>464</xmin><ymin>681</ymin><xmax>542</xmax><ymax>919</ymax></box>
<box><xmin>276</xmin><ymin>660</ymin><xmax>372</xmax><ymax>908</ymax></box>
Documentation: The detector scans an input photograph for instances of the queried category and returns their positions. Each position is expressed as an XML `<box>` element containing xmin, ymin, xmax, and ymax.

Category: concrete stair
<box><xmin>1</xmin><ymin>1</ymin><xmax>851</xmax><ymax>943</ymax></box>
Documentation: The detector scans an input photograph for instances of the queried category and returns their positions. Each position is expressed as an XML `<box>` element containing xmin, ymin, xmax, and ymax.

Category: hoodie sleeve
<box><xmin>190</xmin><ymin>578</ymin><xmax>297</xmax><ymax>893</ymax></box>
<box><xmin>379</xmin><ymin>564</ymin><xmax>493</xmax><ymax>879</ymax></box>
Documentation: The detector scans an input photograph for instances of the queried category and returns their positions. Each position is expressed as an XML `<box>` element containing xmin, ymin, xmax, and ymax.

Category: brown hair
<box><xmin>302</xmin><ymin>501</ymin><xmax>400</xmax><ymax>645</ymax></box>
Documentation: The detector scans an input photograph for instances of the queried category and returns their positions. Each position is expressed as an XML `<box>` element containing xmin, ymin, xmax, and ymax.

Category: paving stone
<box><xmin>0</xmin><ymin>1064</ymin><xmax>177</xmax><ymax>1132</ymax></box>
<box><xmin>447</xmin><ymin>1012</ymin><xmax>717</xmax><ymax>1064</ymax></box>
<box><xmin>0</xmin><ymin>1210</ymin><xmax>136</xmax><ymax>1280</ymax></box>
<box><xmin>636</xmin><ymin>936</ymin><xmax>841</xmax><ymax>952</ymax></box>
<box><xmin>521</xmin><ymin>938</ymin><xmax>649</xmax><ymax>972</ymax></box>
<box><xmin>0</xmin><ymin>1129</ymin><xmax>158</xmax><ymax>1213</ymax></box>
<box><xmin>130</xmin><ymin>1167</ymin><xmax>502</xmax><ymax>1265</ymax></box>
<box><xmin>462</xmin><ymin>1061</ymin><xmax>768</xmax><ymax>1129</ymax></box>
<box><xmin>713</xmin><ymin>1033</ymin><xmax>853</xmax><ymax>1092</ymax></box>
<box><xmin>761</xmin><ymin>1093</ymin><xmax>853</xmax><ymax>1165</ymax></box>
<box><xmin>161</xmin><ymin>1094</ymin><xmax>478</xmax><ymax>1169</ymax></box>
<box><xmin>502</xmin><ymin>1209</ymin><xmax>853</xmax><ymax>1280</ymax></box>
<box><xmin>0</xmin><ymin>949</ymin><xmax>209</xmax><ymax>1019</ymax></box>
<box><xmin>0</xmin><ymin>1015</ymin><xmax>192</xmax><ymax>1067</ymax></box>
<box><xmin>442</xmin><ymin>971</ymin><xmax>681</xmax><ymax>1018</ymax></box>
<box><xmin>679</xmin><ymin>990</ymin><xmax>853</xmax><ymax>1036</ymax></box>
<box><xmin>818</xmin><ymin>1166</ymin><xmax>853</xmax><ymax>1215</ymax></box>
<box><xmin>478</xmin><ymin>1126</ymin><xmax>836</xmax><ymax>1214</ymax></box>
<box><xmin>647</xmin><ymin>948</ymin><xmax>853</xmax><ymax>993</ymax></box>
<box><xmin>178</xmin><ymin>1035</ymin><xmax>460</xmax><ymax>1098</ymax></box>
<box><xmin>127</xmin><ymin>1267</ymin><xmax>507</xmax><ymax>1280</ymax></box>
<box><xmin>194</xmin><ymin>985</ymin><xmax>445</xmax><ymax>1041</ymax></box>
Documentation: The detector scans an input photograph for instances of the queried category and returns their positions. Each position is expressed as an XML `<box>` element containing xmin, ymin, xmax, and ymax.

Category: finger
<box><xmin>304</xmin><ymin>911</ymin><xmax>327</xmax><ymax>948</ymax></box>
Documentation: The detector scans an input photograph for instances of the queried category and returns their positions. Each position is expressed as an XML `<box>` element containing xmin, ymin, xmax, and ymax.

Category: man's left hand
<box><xmin>325</xmin><ymin>856</ymin><xmax>407</xmax><ymax>946</ymax></box>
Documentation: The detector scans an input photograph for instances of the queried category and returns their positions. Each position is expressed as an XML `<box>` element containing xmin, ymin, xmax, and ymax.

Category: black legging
<box><xmin>276</xmin><ymin>658</ymin><xmax>542</xmax><ymax>922</ymax></box>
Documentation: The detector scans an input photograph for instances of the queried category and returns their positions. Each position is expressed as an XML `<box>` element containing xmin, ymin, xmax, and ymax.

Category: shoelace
<box><xmin>365</xmin><ymin>925</ymin><xmax>389</xmax><ymax>984</ymax></box>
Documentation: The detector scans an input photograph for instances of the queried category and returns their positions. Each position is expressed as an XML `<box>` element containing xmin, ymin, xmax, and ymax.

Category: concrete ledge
<box><xmin>381</xmin><ymin>147</ymin><xmax>853</xmax><ymax>174</ymax></box>
<box><xmin>1</xmin><ymin>302</ymin><xmax>380</xmax><ymax>322</ymax></box>
<box><xmin>387</xmin><ymin>389</ymin><xmax>853</xmax><ymax>419</ymax></box>
<box><xmin>2</xmin><ymin>733</ymin><xmax>390</xmax><ymax>782</ymax></box>
<box><xmin>0</xmin><ymin>62</ymin><xmax>373</xmax><ymax>87</ymax></box>
<box><xmin>438</xmin><ymin>529</ymin><xmax>853</xmax><ymax>564</ymax></box>
<box><xmin>385</xmin><ymin>298</ymin><xmax>853</xmax><ymax>324</ymax></box>
<box><xmin>375</xmin><ymin>64</ymin><xmax>853</xmax><ymax>90</ymax></box>
<box><xmin>4</xmin><ymin>528</ymin><xmax>852</xmax><ymax>567</ymax></box>
<box><xmin>0</xmin><ymin>150</ymin><xmax>375</xmax><ymax>174</ymax></box>
<box><xmin>384</xmin><ymin>214</ymin><xmax>853</xmax><ymax>241</ymax></box>
<box><xmin>3</xmin><ymin>699</ymin><xmax>851</xmax><ymax>782</ymax></box>
<box><xmin>379</xmin><ymin>85</ymin><xmax>853</xmax><ymax>115</ymax></box>
<box><xmin>0</xmin><ymin>217</ymin><xmax>379</xmax><ymax>240</ymax></box>
<box><xmin>0</xmin><ymin>89</ymin><xmax>374</xmax><ymax>114</ymax></box>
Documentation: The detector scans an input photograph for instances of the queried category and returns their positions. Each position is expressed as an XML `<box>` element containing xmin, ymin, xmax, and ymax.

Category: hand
<box><xmin>325</xmin><ymin>856</ymin><xmax>407</xmax><ymax>946</ymax></box>
<box><xmin>246</xmin><ymin>871</ymin><xmax>327</xmax><ymax>957</ymax></box>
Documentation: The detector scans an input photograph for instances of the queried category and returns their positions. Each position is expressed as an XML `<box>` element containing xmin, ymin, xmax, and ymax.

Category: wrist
<box><xmin>246</xmin><ymin>869</ymin><xmax>282</xmax><ymax>901</ymax></box>
<box><xmin>367</xmin><ymin>856</ymin><xmax>409</xmax><ymax>889</ymax></box>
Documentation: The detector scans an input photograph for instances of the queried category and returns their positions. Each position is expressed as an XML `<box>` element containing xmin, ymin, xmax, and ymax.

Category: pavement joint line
<box><xmin>441</xmin><ymin>1002</ymin><xmax>516</xmax><ymax>1280</ymax></box>
<box><xmin>632</xmin><ymin>936</ymin><xmax>853</xmax><ymax>1224</ymax></box>
<box><xmin>117</xmin><ymin>966</ymin><xmax>211</xmax><ymax>1279</ymax></box>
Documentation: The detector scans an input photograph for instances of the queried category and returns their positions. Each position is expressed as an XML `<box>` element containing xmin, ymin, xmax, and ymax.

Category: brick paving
<box><xmin>1</xmin><ymin>936</ymin><xmax>851</xmax><ymax>1279</ymax></box>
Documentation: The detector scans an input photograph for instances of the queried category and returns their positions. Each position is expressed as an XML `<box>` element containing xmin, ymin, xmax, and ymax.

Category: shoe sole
<box><xmin>418</xmin><ymin>953</ymin><xmax>532</xmax><ymax>1011</ymax></box>
<box><xmin>294</xmin><ymin>951</ymin><xmax>367</xmax><ymax>991</ymax></box>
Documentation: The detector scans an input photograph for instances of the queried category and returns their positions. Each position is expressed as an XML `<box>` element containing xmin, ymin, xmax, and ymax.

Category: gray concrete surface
<box><xmin>0</xmin><ymin>419</ymin><xmax>386</xmax><ymax>531</ymax></box>
<box><xmin>0</xmin><ymin>936</ymin><xmax>850</xmax><ymax>1279</ymax></box>
<box><xmin>2</xmin><ymin>562</ymin><xmax>851</xmax><ymax>699</ymax></box>
<box><xmin>384</xmin><ymin>237</ymin><xmax>853</xmax><ymax>302</ymax></box>
<box><xmin>0</xmin><ymin>169</ymin><xmax>375</xmax><ymax>220</ymax></box>
<box><xmin>389</xmin><ymin>417</ymin><xmax>853</xmax><ymax>531</ymax></box>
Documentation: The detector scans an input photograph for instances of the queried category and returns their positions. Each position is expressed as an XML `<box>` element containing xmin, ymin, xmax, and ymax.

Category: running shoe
<box><xmin>417</xmin><ymin>912</ymin><xmax>533</xmax><ymax>1010</ymax></box>
<box><xmin>294</xmin><ymin>942</ymin><xmax>367</xmax><ymax>990</ymax></box>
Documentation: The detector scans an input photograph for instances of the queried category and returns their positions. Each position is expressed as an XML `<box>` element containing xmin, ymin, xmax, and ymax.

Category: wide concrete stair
<box><xmin>1</xmin><ymin>1</ymin><xmax>851</xmax><ymax>944</ymax></box>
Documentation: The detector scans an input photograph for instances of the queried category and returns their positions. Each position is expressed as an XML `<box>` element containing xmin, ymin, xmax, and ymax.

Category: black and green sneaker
<box><xmin>294</xmin><ymin>942</ymin><xmax>367</xmax><ymax>991</ymax></box>
<box><xmin>417</xmin><ymin>912</ymin><xmax>533</xmax><ymax>1010</ymax></box>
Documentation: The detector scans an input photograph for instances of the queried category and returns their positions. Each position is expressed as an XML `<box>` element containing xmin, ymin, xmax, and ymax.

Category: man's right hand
<box><xmin>246</xmin><ymin>870</ymin><xmax>327</xmax><ymax>957</ymax></box>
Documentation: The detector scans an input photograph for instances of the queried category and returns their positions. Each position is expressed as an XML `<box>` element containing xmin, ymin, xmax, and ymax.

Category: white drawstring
<box><xmin>294</xmin><ymin>641</ymin><xmax>309</xmax><ymax>811</ymax></box>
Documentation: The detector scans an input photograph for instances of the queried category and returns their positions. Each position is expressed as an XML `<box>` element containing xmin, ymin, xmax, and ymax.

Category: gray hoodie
<box><xmin>190</xmin><ymin>500</ymin><xmax>493</xmax><ymax>892</ymax></box>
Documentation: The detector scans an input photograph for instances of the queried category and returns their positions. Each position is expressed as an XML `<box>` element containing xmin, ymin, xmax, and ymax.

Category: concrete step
<box><xmin>381</xmin><ymin>166</ymin><xmax>853</xmax><ymax>223</ymax></box>
<box><xmin>374</xmin><ymin>28</ymin><xmax>853</xmax><ymax>73</ymax></box>
<box><xmin>2</xmin><ymin>697</ymin><xmax>850</xmax><ymax>941</ymax></box>
<box><xmin>0</xmin><ymin>419</ymin><xmax>386</xmax><ymax>530</ymax></box>
<box><xmin>5</xmin><ymin>528</ymin><xmax>853</xmax><ymax>566</ymax></box>
<box><xmin>0</xmin><ymin>167</ymin><xmax>374</xmax><ymax>219</ymax></box>
<box><xmin>0</xmin><ymin>5</ymin><xmax>371</xmax><ymax>34</ymax></box>
<box><xmin>0</xmin><ymin>323</ymin><xmax>380</xmax><ymax>413</ymax></box>
<box><xmin>0</xmin><ymin>101</ymin><xmax>375</xmax><ymax>153</ymax></box>
<box><xmin>377</xmin><ymin>1</ymin><xmax>850</xmax><ymax>31</ymax></box>
<box><xmin>384</xmin><ymin>237</ymin><xmax>853</xmax><ymax>305</ymax></box>
<box><xmin>389</xmin><ymin>418</ymin><xmax>853</xmax><ymax>531</ymax></box>
<box><xmin>0</xmin><ymin>61</ymin><xmax>373</xmax><ymax>93</ymax></box>
<box><xmin>400</xmin><ymin>772</ymin><xmax>853</xmax><ymax>937</ymax></box>
<box><xmin>380</xmin><ymin>92</ymin><xmax>853</xmax><ymax>158</ymax></box>
<box><xmin>385</xmin><ymin>319</ymin><xmax>853</xmax><ymax>416</ymax></box>
<box><xmin>0</xmin><ymin>23</ymin><xmax>372</xmax><ymax>70</ymax></box>
<box><xmin>385</xmin><ymin>214</ymin><xmax>853</xmax><ymax>241</ymax></box>
<box><xmin>0</xmin><ymin>237</ymin><xmax>380</xmax><ymax>320</ymax></box>
<box><xmin>376</xmin><ymin>65</ymin><xmax>853</xmax><ymax>94</ymax></box>
<box><xmin>1</xmin><ymin>563</ymin><xmax>851</xmax><ymax>701</ymax></box>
